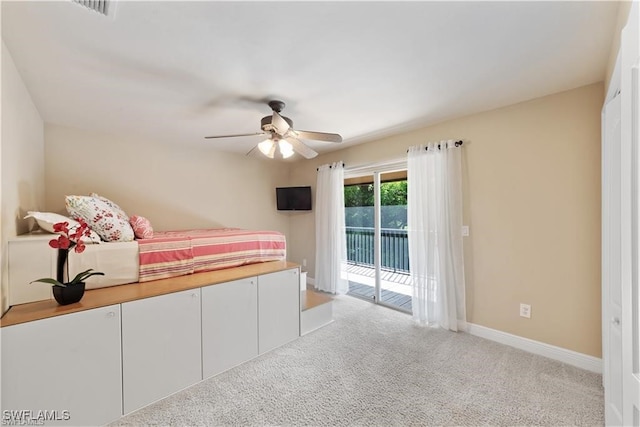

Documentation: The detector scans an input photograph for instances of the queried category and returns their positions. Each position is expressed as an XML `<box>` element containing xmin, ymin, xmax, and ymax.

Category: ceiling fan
<box><xmin>204</xmin><ymin>100</ymin><xmax>342</xmax><ymax>159</ymax></box>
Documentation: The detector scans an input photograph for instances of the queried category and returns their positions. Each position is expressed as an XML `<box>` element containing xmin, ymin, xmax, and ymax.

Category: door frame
<box><xmin>344</xmin><ymin>158</ymin><xmax>409</xmax><ymax>312</ymax></box>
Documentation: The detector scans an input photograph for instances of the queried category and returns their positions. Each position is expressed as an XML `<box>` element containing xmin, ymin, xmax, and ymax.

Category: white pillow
<box><xmin>24</xmin><ymin>211</ymin><xmax>102</xmax><ymax>243</ymax></box>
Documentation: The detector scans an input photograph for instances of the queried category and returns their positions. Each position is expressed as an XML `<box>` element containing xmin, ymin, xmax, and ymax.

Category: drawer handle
<box><xmin>191</xmin><ymin>293</ymin><xmax>198</xmax><ymax>298</ymax></box>
<box><xmin>107</xmin><ymin>311</ymin><xmax>115</xmax><ymax>318</ymax></box>
<box><xmin>611</xmin><ymin>317</ymin><xmax>620</xmax><ymax>326</ymax></box>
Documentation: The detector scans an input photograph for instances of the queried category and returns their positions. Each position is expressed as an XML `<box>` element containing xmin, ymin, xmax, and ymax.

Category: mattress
<box><xmin>138</xmin><ymin>228</ymin><xmax>287</xmax><ymax>283</ymax></box>
<box><xmin>65</xmin><ymin>228</ymin><xmax>286</xmax><ymax>288</ymax></box>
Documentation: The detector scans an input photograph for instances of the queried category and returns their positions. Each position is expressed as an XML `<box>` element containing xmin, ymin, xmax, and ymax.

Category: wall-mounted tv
<box><xmin>276</xmin><ymin>186</ymin><xmax>312</xmax><ymax>211</ymax></box>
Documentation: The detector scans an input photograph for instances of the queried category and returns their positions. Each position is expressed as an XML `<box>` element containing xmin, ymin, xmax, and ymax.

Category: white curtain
<box><xmin>407</xmin><ymin>141</ymin><xmax>466</xmax><ymax>331</ymax></box>
<box><xmin>315</xmin><ymin>162</ymin><xmax>349</xmax><ymax>294</ymax></box>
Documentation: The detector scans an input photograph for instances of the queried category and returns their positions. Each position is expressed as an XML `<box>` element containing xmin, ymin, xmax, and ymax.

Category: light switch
<box><xmin>461</xmin><ymin>225</ymin><xmax>470</xmax><ymax>237</ymax></box>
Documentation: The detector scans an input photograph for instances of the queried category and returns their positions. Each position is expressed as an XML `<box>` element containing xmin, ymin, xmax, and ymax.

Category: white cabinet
<box><xmin>1</xmin><ymin>264</ymin><xmax>302</xmax><ymax>425</ymax></box>
<box><xmin>1</xmin><ymin>305</ymin><xmax>122</xmax><ymax>426</ymax></box>
<box><xmin>258</xmin><ymin>268</ymin><xmax>300</xmax><ymax>354</ymax></box>
<box><xmin>201</xmin><ymin>277</ymin><xmax>258</xmax><ymax>379</ymax></box>
<box><xmin>202</xmin><ymin>268</ymin><xmax>301</xmax><ymax>375</ymax></box>
<box><xmin>121</xmin><ymin>289</ymin><xmax>202</xmax><ymax>414</ymax></box>
<box><xmin>8</xmin><ymin>233</ymin><xmax>55</xmax><ymax>305</ymax></box>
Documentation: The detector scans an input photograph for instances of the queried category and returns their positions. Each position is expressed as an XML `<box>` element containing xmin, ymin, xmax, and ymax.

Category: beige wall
<box><xmin>1</xmin><ymin>41</ymin><xmax>45</xmax><ymax>314</ymax></box>
<box><xmin>290</xmin><ymin>82</ymin><xmax>603</xmax><ymax>357</ymax></box>
<box><xmin>605</xmin><ymin>1</ymin><xmax>633</xmax><ymax>96</ymax></box>
<box><xmin>44</xmin><ymin>124</ymin><xmax>291</xmax><ymax>237</ymax></box>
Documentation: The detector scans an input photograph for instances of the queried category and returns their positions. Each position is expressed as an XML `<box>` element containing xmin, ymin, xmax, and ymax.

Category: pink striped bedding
<box><xmin>137</xmin><ymin>228</ymin><xmax>286</xmax><ymax>282</ymax></box>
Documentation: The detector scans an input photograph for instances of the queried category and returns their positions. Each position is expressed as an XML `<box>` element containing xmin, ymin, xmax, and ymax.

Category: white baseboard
<box><xmin>466</xmin><ymin>323</ymin><xmax>602</xmax><ymax>374</ymax></box>
<box><xmin>306</xmin><ymin>276</ymin><xmax>315</xmax><ymax>286</ymax></box>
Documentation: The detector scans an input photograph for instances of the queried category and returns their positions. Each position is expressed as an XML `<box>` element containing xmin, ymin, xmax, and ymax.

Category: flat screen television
<box><xmin>276</xmin><ymin>186</ymin><xmax>312</xmax><ymax>211</ymax></box>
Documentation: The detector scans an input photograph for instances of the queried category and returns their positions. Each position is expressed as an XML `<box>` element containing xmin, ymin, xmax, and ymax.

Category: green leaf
<box><xmin>69</xmin><ymin>269</ymin><xmax>105</xmax><ymax>285</ymax></box>
<box><xmin>30</xmin><ymin>278</ymin><xmax>65</xmax><ymax>287</ymax></box>
<box><xmin>30</xmin><ymin>269</ymin><xmax>105</xmax><ymax>287</ymax></box>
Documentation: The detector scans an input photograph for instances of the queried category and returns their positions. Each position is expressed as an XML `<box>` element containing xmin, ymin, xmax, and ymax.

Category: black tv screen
<box><xmin>276</xmin><ymin>186</ymin><xmax>312</xmax><ymax>211</ymax></box>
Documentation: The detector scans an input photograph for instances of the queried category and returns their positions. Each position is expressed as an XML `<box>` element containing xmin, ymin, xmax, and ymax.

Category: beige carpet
<box><xmin>111</xmin><ymin>295</ymin><xmax>603</xmax><ymax>426</ymax></box>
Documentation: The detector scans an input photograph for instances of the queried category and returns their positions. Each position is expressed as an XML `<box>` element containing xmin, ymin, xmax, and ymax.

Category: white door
<box><xmin>201</xmin><ymin>277</ymin><xmax>258</xmax><ymax>378</ymax></box>
<box><xmin>629</xmin><ymin>61</ymin><xmax>640</xmax><ymax>425</ymax></box>
<box><xmin>121</xmin><ymin>289</ymin><xmax>202</xmax><ymax>414</ymax></box>
<box><xmin>622</xmin><ymin>2</ymin><xmax>640</xmax><ymax>424</ymax></box>
<box><xmin>603</xmin><ymin>92</ymin><xmax>624</xmax><ymax>426</ymax></box>
<box><xmin>604</xmin><ymin>2</ymin><xmax>640</xmax><ymax>424</ymax></box>
<box><xmin>258</xmin><ymin>268</ymin><xmax>300</xmax><ymax>354</ymax></box>
<box><xmin>1</xmin><ymin>305</ymin><xmax>123</xmax><ymax>426</ymax></box>
<box><xmin>631</xmin><ymin>61</ymin><xmax>640</xmax><ymax>427</ymax></box>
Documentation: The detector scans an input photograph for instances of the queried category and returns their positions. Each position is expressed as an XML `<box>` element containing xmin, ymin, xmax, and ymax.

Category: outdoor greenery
<box><xmin>344</xmin><ymin>181</ymin><xmax>408</xmax><ymax>229</ymax></box>
<box><xmin>344</xmin><ymin>181</ymin><xmax>407</xmax><ymax>207</ymax></box>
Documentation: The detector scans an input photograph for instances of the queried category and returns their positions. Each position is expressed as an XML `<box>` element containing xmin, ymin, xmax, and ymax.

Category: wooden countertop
<box><xmin>301</xmin><ymin>289</ymin><xmax>333</xmax><ymax>311</ymax></box>
<box><xmin>1</xmin><ymin>261</ymin><xmax>299</xmax><ymax>328</ymax></box>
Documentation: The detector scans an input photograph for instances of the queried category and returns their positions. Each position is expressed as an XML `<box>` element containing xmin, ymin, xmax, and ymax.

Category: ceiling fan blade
<box><xmin>245</xmin><ymin>144</ymin><xmax>258</xmax><ymax>156</ymax></box>
<box><xmin>205</xmin><ymin>132</ymin><xmax>267</xmax><ymax>139</ymax></box>
<box><xmin>292</xmin><ymin>130</ymin><xmax>342</xmax><ymax>143</ymax></box>
<box><xmin>286</xmin><ymin>137</ymin><xmax>318</xmax><ymax>159</ymax></box>
<box><xmin>271</xmin><ymin>111</ymin><xmax>291</xmax><ymax>135</ymax></box>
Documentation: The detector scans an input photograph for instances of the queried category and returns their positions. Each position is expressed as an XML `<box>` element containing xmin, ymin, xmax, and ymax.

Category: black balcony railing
<box><xmin>345</xmin><ymin>227</ymin><xmax>409</xmax><ymax>273</ymax></box>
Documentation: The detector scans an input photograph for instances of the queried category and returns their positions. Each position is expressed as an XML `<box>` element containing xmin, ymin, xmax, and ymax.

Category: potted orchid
<box><xmin>31</xmin><ymin>219</ymin><xmax>104</xmax><ymax>305</ymax></box>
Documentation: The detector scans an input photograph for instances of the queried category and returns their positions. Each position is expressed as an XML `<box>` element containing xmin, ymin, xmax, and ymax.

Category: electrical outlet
<box><xmin>302</xmin><ymin>258</ymin><xmax>307</xmax><ymax>267</ymax></box>
<box><xmin>520</xmin><ymin>303</ymin><xmax>531</xmax><ymax>318</ymax></box>
<box><xmin>461</xmin><ymin>225</ymin><xmax>470</xmax><ymax>237</ymax></box>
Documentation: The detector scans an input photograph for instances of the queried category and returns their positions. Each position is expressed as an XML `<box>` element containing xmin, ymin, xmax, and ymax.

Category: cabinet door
<box><xmin>1</xmin><ymin>305</ymin><xmax>122</xmax><ymax>426</ymax></box>
<box><xmin>201</xmin><ymin>277</ymin><xmax>258</xmax><ymax>379</ymax></box>
<box><xmin>121</xmin><ymin>289</ymin><xmax>202</xmax><ymax>414</ymax></box>
<box><xmin>258</xmin><ymin>268</ymin><xmax>300</xmax><ymax>354</ymax></box>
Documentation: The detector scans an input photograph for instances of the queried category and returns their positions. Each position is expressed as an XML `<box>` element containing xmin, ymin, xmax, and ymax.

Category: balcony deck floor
<box><xmin>345</xmin><ymin>263</ymin><xmax>412</xmax><ymax>313</ymax></box>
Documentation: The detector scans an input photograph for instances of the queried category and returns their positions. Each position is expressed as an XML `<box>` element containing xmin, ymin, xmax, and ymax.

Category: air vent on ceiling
<box><xmin>72</xmin><ymin>0</ymin><xmax>111</xmax><ymax>16</ymax></box>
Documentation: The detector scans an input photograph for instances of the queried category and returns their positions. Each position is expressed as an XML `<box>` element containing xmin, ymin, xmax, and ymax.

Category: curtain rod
<box><xmin>317</xmin><ymin>163</ymin><xmax>346</xmax><ymax>171</ymax></box>
<box><xmin>406</xmin><ymin>140</ymin><xmax>464</xmax><ymax>153</ymax></box>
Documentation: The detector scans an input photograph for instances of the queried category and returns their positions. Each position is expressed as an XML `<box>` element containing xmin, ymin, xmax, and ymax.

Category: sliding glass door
<box><xmin>344</xmin><ymin>170</ymin><xmax>411</xmax><ymax>312</ymax></box>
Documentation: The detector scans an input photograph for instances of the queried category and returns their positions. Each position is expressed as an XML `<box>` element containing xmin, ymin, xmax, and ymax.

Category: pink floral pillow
<box><xmin>129</xmin><ymin>215</ymin><xmax>154</xmax><ymax>239</ymax></box>
<box><xmin>90</xmin><ymin>193</ymin><xmax>128</xmax><ymax>221</ymax></box>
<box><xmin>66</xmin><ymin>195</ymin><xmax>134</xmax><ymax>242</ymax></box>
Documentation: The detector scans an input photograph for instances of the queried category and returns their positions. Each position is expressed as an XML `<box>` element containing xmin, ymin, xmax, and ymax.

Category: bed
<box><xmin>27</xmin><ymin>195</ymin><xmax>287</xmax><ymax>291</ymax></box>
<box><xmin>68</xmin><ymin>228</ymin><xmax>287</xmax><ymax>290</ymax></box>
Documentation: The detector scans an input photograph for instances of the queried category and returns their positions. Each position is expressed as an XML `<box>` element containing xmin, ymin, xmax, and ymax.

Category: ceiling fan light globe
<box><xmin>279</xmin><ymin>139</ymin><xmax>293</xmax><ymax>151</ymax></box>
<box><xmin>258</xmin><ymin>139</ymin><xmax>274</xmax><ymax>156</ymax></box>
<box><xmin>279</xmin><ymin>140</ymin><xmax>294</xmax><ymax>158</ymax></box>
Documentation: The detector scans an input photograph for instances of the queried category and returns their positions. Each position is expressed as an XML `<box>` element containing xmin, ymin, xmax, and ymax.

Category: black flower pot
<box><xmin>52</xmin><ymin>282</ymin><xmax>85</xmax><ymax>305</ymax></box>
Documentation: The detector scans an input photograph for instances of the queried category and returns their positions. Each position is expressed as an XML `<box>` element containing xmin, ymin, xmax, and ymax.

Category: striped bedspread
<box><xmin>137</xmin><ymin>228</ymin><xmax>286</xmax><ymax>282</ymax></box>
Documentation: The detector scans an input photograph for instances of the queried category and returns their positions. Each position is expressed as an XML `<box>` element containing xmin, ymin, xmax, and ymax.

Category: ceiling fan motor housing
<box><xmin>261</xmin><ymin>115</ymin><xmax>293</xmax><ymax>131</ymax></box>
<box><xmin>268</xmin><ymin>100</ymin><xmax>286</xmax><ymax>112</ymax></box>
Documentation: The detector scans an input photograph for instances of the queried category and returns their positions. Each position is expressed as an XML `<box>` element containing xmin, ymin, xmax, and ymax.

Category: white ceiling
<box><xmin>1</xmin><ymin>1</ymin><xmax>619</xmax><ymax>158</ymax></box>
